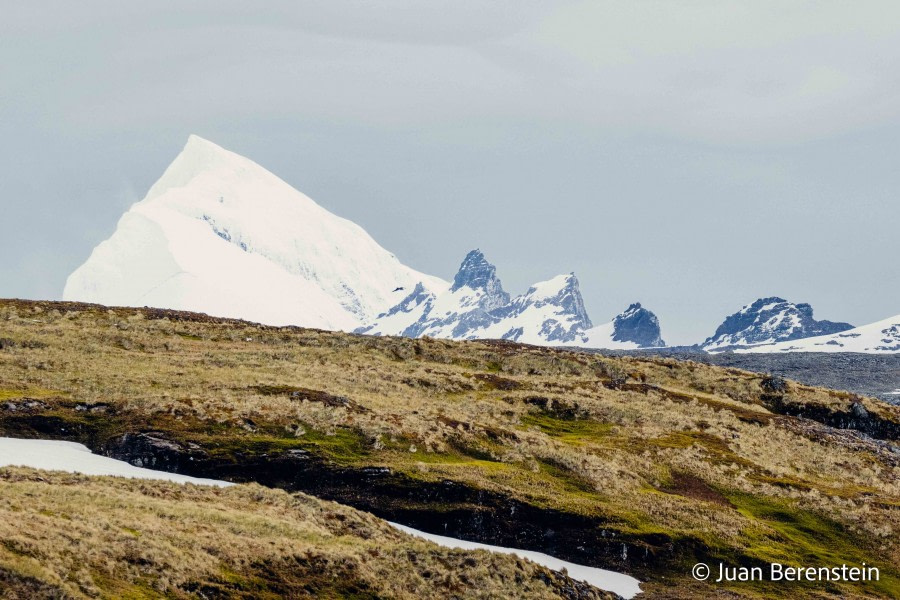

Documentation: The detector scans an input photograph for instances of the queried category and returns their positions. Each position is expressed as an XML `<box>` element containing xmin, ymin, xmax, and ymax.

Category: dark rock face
<box><xmin>612</xmin><ymin>303</ymin><xmax>665</xmax><ymax>348</ymax></box>
<box><xmin>450</xmin><ymin>249</ymin><xmax>510</xmax><ymax>311</ymax></box>
<box><xmin>99</xmin><ymin>430</ymin><xmax>692</xmax><ymax>580</ymax></box>
<box><xmin>703</xmin><ymin>297</ymin><xmax>853</xmax><ymax>350</ymax></box>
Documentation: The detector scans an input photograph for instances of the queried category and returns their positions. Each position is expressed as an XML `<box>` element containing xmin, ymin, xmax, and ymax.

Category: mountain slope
<box><xmin>479</xmin><ymin>273</ymin><xmax>593</xmax><ymax>345</ymax></box>
<box><xmin>703</xmin><ymin>297</ymin><xmax>853</xmax><ymax>352</ymax></box>
<box><xmin>737</xmin><ymin>314</ymin><xmax>900</xmax><ymax>354</ymax></box>
<box><xmin>0</xmin><ymin>468</ymin><xmax>613</xmax><ymax>599</ymax></box>
<box><xmin>64</xmin><ymin>135</ymin><xmax>445</xmax><ymax>330</ymax></box>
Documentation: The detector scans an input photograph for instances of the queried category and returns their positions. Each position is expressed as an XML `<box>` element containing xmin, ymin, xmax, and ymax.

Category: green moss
<box><xmin>0</xmin><ymin>387</ymin><xmax>64</xmax><ymax>401</ymax></box>
<box><xmin>726</xmin><ymin>493</ymin><xmax>900</xmax><ymax>598</ymax></box>
<box><xmin>295</xmin><ymin>427</ymin><xmax>370</xmax><ymax>463</ymax></box>
<box><xmin>192</xmin><ymin>423</ymin><xmax>371</xmax><ymax>466</ymax></box>
<box><xmin>534</xmin><ymin>458</ymin><xmax>597</xmax><ymax>495</ymax></box>
<box><xmin>520</xmin><ymin>413</ymin><xmax>613</xmax><ymax>444</ymax></box>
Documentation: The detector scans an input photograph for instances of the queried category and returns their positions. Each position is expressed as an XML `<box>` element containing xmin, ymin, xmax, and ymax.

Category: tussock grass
<box><xmin>0</xmin><ymin>468</ymin><xmax>611</xmax><ymax>599</ymax></box>
<box><xmin>1</xmin><ymin>299</ymin><xmax>898</xmax><ymax>598</ymax></box>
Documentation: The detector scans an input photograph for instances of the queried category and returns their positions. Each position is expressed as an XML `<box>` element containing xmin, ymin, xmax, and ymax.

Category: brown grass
<box><xmin>0</xmin><ymin>468</ymin><xmax>611</xmax><ymax>599</ymax></box>
<box><xmin>1</xmin><ymin>299</ymin><xmax>898</xmax><ymax>598</ymax></box>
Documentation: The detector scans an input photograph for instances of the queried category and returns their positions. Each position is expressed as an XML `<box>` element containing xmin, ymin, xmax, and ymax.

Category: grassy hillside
<box><xmin>0</xmin><ymin>468</ymin><xmax>609</xmax><ymax>599</ymax></box>
<box><xmin>1</xmin><ymin>299</ymin><xmax>898</xmax><ymax>598</ymax></box>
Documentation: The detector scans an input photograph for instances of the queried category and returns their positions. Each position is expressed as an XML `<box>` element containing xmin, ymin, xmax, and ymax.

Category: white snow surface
<box><xmin>477</xmin><ymin>274</ymin><xmax>590</xmax><ymax>346</ymax></box>
<box><xmin>572</xmin><ymin>320</ymin><xmax>641</xmax><ymax>351</ymax></box>
<box><xmin>0</xmin><ymin>437</ymin><xmax>231</xmax><ymax>486</ymax></box>
<box><xmin>737</xmin><ymin>315</ymin><xmax>900</xmax><ymax>354</ymax></box>
<box><xmin>389</xmin><ymin>522</ymin><xmax>643</xmax><ymax>599</ymax></box>
<box><xmin>64</xmin><ymin>135</ymin><xmax>445</xmax><ymax>330</ymax></box>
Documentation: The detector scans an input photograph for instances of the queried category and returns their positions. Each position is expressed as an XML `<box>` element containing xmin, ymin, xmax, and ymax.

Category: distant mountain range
<box><xmin>63</xmin><ymin>136</ymin><xmax>898</xmax><ymax>354</ymax></box>
<box><xmin>359</xmin><ymin>249</ymin><xmax>664</xmax><ymax>349</ymax></box>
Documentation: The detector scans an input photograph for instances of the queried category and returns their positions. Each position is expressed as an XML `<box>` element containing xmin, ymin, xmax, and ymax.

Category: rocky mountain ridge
<box><xmin>359</xmin><ymin>250</ymin><xmax>665</xmax><ymax>350</ymax></box>
<box><xmin>702</xmin><ymin>296</ymin><xmax>853</xmax><ymax>352</ymax></box>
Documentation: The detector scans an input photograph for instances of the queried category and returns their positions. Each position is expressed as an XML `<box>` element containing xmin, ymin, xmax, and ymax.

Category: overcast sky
<box><xmin>2</xmin><ymin>1</ymin><xmax>898</xmax><ymax>344</ymax></box>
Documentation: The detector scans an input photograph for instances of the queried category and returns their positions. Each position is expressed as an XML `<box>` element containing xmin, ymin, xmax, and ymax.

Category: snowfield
<box><xmin>64</xmin><ymin>135</ymin><xmax>445</xmax><ymax>330</ymax></box>
<box><xmin>0</xmin><ymin>437</ymin><xmax>641</xmax><ymax>597</ymax></box>
<box><xmin>737</xmin><ymin>315</ymin><xmax>900</xmax><ymax>354</ymax></box>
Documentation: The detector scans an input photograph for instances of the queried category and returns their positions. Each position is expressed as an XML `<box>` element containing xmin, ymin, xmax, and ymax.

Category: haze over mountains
<box><xmin>63</xmin><ymin>136</ymin><xmax>898</xmax><ymax>354</ymax></box>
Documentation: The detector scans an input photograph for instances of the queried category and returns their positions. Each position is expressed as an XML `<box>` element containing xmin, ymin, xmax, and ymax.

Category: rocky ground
<box><xmin>598</xmin><ymin>349</ymin><xmax>900</xmax><ymax>404</ymax></box>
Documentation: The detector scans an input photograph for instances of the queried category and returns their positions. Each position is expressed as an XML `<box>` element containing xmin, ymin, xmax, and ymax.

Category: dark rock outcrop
<box><xmin>611</xmin><ymin>303</ymin><xmax>665</xmax><ymax>348</ymax></box>
<box><xmin>451</xmin><ymin>249</ymin><xmax>510</xmax><ymax>311</ymax></box>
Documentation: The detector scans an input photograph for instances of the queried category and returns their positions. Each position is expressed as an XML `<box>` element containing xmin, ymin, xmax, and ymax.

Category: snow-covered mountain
<box><xmin>702</xmin><ymin>297</ymin><xmax>853</xmax><ymax>352</ymax></box>
<box><xmin>359</xmin><ymin>250</ymin><xmax>666</xmax><ymax>349</ymax></box>
<box><xmin>576</xmin><ymin>303</ymin><xmax>666</xmax><ymax>350</ymax></box>
<box><xmin>736</xmin><ymin>314</ymin><xmax>900</xmax><ymax>354</ymax></box>
<box><xmin>64</xmin><ymin>135</ymin><xmax>446</xmax><ymax>329</ymax></box>
<box><xmin>357</xmin><ymin>249</ymin><xmax>589</xmax><ymax>344</ymax></box>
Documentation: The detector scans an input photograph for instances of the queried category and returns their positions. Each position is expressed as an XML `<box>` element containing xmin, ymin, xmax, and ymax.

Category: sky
<box><xmin>2</xmin><ymin>1</ymin><xmax>898</xmax><ymax>345</ymax></box>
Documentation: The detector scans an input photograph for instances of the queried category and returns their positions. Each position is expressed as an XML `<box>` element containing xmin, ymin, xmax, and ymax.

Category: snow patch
<box><xmin>389</xmin><ymin>522</ymin><xmax>643</xmax><ymax>599</ymax></box>
<box><xmin>0</xmin><ymin>437</ymin><xmax>231</xmax><ymax>487</ymax></box>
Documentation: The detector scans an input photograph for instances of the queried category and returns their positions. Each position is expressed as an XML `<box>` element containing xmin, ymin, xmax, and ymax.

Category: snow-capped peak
<box><xmin>452</xmin><ymin>249</ymin><xmax>494</xmax><ymax>290</ymax></box>
<box><xmin>64</xmin><ymin>135</ymin><xmax>446</xmax><ymax>329</ymax></box>
<box><xmin>620</xmin><ymin>302</ymin><xmax>644</xmax><ymax>318</ymax></box>
<box><xmin>450</xmin><ymin>249</ymin><xmax>510</xmax><ymax>311</ymax></box>
<box><xmin>498</xmin><ymin>273</ymin><xmax>592</xmax><ymax>336</ymax></box>
<box><xmin>144</xmin><ymin>135</ymin><xmax>259</xmax><ymax>202</ymax></box>
<box><xmin>484</xmin><ymin>272</ymin><xmax>592</xmax><ymax>344</ymax></box>
<box><xmin>703</xmin><ymin>297</ymin><xmax>853</xmax><ymax>351</ymax></box>
<box><xmin>567</xmin><ymin>302</ymin><xmax>665</xmax><ymax>351</ymax></box>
